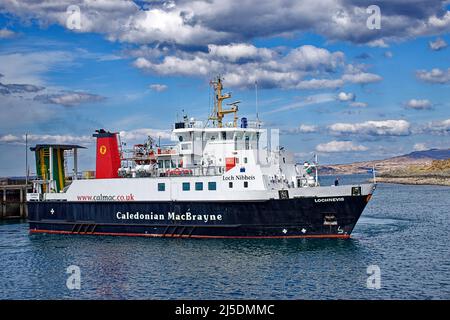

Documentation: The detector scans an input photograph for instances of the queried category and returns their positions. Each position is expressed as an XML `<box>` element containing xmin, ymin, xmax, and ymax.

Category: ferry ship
<box><xmin>27</xmin><ymin>77</ymin><xmax>376</xmax><ymax>239</ymax></box>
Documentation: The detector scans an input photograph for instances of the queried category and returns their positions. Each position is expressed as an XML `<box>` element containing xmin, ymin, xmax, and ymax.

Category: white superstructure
<box><xmin>28</xmin><ymin>76</ymin><xmax>374</xmax><ymax>203</ymax></box>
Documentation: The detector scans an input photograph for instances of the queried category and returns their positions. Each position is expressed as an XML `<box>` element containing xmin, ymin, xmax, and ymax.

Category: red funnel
<box><xmin>93</xmin><ymin>129</ymin><xmax>121</xmax><ymax>179</ymax></box>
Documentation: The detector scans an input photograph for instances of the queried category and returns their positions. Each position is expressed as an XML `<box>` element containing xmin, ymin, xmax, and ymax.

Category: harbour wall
<box><xmin>0</xmin><ymin>179</ymin><xmax>30</xmax><ymax>219</ymax></box>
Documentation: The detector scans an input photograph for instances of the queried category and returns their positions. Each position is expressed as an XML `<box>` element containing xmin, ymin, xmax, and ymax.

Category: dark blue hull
<box><xmin>28</xmin><ymin>195</ymin><xmax>371</xmax><ymax>238</ymax></box>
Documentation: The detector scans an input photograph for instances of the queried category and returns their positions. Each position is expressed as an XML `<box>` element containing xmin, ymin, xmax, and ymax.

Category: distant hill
<box><xmin>375</xmin><ymin>158</ymin><xmax>450</xmax><ymax>186</ymax></box>
<box><xmin>320</xmin><ymin>148</ymin><xmax>450</xmax><ymax>175</ymax></box>
<box><xmin>391</xmin><ymin>148</ymin><xmax>450</xmax><ymax>160</ymax></box>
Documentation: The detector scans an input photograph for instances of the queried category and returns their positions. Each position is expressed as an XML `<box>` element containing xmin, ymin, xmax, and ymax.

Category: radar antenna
<box><xmin>209</xmin><ymin>76</ymin><xmax>239</xmax><ymax>127</ymax></box>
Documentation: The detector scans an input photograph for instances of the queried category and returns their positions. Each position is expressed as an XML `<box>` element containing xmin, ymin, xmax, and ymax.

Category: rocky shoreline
<box><xmin>375</xmin><ymin>176</ymin><xmax>450</xmax><ymax>186</ymax></box>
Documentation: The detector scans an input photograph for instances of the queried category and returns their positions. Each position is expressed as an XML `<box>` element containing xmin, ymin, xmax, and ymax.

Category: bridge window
<box><xmin>158</xmin><ymin>183</ymin><xmax>165</xmax><ymax>192</ymax></box>
<box><xmin>182</xmin><ymin>182</ymin><xmax>190</xmax><ymax>191</ymax></box>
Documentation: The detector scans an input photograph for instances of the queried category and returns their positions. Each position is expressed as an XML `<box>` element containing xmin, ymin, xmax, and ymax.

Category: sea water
<box><xmin>0</xmin><ymin>175</ymin><xmax>449</xmax><ymax>299</ymax></box>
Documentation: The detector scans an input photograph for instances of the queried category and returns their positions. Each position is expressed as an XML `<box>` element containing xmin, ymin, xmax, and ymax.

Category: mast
<box><xmin>209</xmin><ymin>76</ymin><xmax>239</xmax><ymax>128</ymax></box>
<box><xmin>25</xmin><ymin>133</ymin><xmax>28</xmax><ymax>185</ymax></box>
<box><xmin>315</xmin><ymin>153</ymin><xmax>318</xmax><ymax>187</ymax></box>
<box><xmin>255</xmin><ymin>80</ymin><xmax>259</xmax><ymax>126</ymax></box>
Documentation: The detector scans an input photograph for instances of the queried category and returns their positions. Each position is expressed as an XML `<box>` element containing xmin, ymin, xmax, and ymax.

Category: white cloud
<box><xmin>426</xmin><ymin>11</ymin><xmax>450</xmax><ymax>30</ymax></box>
<box><xmin>0</xmin><ymin>51</ymin><xmax>73</xmax><ymax>85</ymax></box>
<box><xmin>0</xmin><ymin>95</ymin><xmax>58</xmax><ymax>130</ymax></box>
<box><xmin>0</xmin><ymin>133</ymin><xmax>93</xmax><ymax>145</ymax></box>
<box><xmin>341</xmin><ymin>72</ymin><xmax>382</xmax><ymax>84</ymax></box>
<box><xmin>0</xmin><ymin>134</ymin><xmax>21</xmax><ymax>143</ymax></box>
<box><xmin>298</xmin><ymin>124</ymin><xmax>318</xmax><ymax>133</ymax></box>
<box><xmin>367</xmin><ymin>39</ymin><xmax>389</xmax><ymax>48</ymax></box>
<box><xmin>119</xmin><ymin>128</ymin><xmax>172</xmax><ymax>142</ymax></box>
<box><xmin>384</xmin><ymin>51</ymin><xmax>393</xmax><ymax>58</ymax></box>
<box><xmin>134</xmin><ymin>55</ymin><xmax>221</xmax><ymax>76</ymax></box>
<box><xmin>284</xmin><ymin>45</ymin><xmax>344</xmax><ymax>71</ymax></box>
<box><xmin>208</xmin><ymin>43</ymin><xmax>273</xmax><ymax>62</ymax></box>
<box><xmin>0</xmin><ymin>28</ymin><xmax>16</xmax><ymax>38</ymax></box>
<box><xmin>316</xmin><ymin>140</ymin><xmax>368</xmax><ymax>153</ymax></box>
<box><xmin>34</xmin><ymin>92</ymin><xmax>105</xmax><ymax>106</ymax></box>
<box><xmin>133</xmin><ymin>44</ymin><xmax>380</xmax><ymax>89</ymax></box>
<box><xmin>339</xmin><ymin>63</ymin><xmax>383</xmax><ymax>85</ymax></box>
<box><xmin>2</xmin><ymin>0</ymin><xmax>450</xmax><ymax>48</ymax></box>
<box><xmin>27</xmin><ymin>134</ymin><xmax>93</xmax><ymax>144</ymax></box>
<box><xmin>429</xmin><ymin>37</ymin><xmax>447</xmax><ymax>51</ymax></box>
<box><xmin>416</xmin><ymin>68</ymin><xmax>450</xmax><ymax>84</ymax></box>
<box><xmin>149</xmin><ymin>84</ymin><xmax>168</xmax><ymax>92</ymax></box>
<box><xmin>134</xmin><ymin>57</ymin><xmax>153</xmax><ymax>69</ymax></box>
<box><xmin>337</xmin><ymin>92</ymin><xmax>355</xmax><ymax>102</ymax></box>
<box><xmin>435</xmin><ymin>119</ymin><xmax>450</xmax><ymax>130</ymax></box>
<box><xmin>113</xmin><ymin>7</ymin><xmax>230</xmax><ymax>45</ymax></box>
<box><xmin>328</xmin><ymin>120</ymin><xmax>411</xmax><ymax>136</ymax></box>
<box><xmin>265</xmin><ymin>93</ymin><xmax>335</xmax><ymax>114</ymax></box>
<box><xmin>283</xmin><ymin>124</ymin><xmax>319</xmax><ymax>134</ymax></box>
<box><xmin>405</xmin><ymin>99</ymin><xmax>432</xmax><ymax>110</ymax></box>
<box><xmin>421</xmin><ymin>119</ymin><xmax>450</xmax><ymax>135</ymax></box>
<box><xmin>97</xmin><ymin>54</ymin><xmax>123</xmax><ymax>62</ymax></box>
<box><xmin>296</xmin><ymin>78</ymin><xmax>344</xmax><ymax>89</ymax></box>
<box><xmin>413</xmin><ymin>143</ymin><xmax>428</xmax><ymax>151</ymax></box>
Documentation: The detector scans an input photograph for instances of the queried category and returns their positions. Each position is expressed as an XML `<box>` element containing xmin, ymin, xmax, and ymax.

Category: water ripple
<box><xmin>0</xmin><ymin>177</ymin><xmax>449</xmax><ymax>299</ymax></box>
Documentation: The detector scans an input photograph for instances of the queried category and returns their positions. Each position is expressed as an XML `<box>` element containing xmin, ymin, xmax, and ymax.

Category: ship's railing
<box><xmin>159</xmin><ymin>165</ymin><xmax>224</xmax><ymax>177</ymax></box>
<box><xmin>176</xmin><ymin>118</ymin><xmax>263</xmax><ymax>129</ymax></box>
<box><xmin>294</xmin><ymin>162</ymin><xmax>319</xmax><ymax>187</ymax></box>
<box><xmin>117</xmin><ymin>164</ymin><xmax>225</xmax><ymax>178</ymax></box>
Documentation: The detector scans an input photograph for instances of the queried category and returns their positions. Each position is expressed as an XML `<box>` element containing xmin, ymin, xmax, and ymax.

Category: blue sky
<box><xmin>0</xmin><ymin>0</ymin><xmax>449</xmax><ymax>176</ymax></box>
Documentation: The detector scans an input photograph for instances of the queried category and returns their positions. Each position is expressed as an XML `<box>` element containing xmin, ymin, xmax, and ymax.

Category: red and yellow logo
<box><xmin>99</xmin><ymin>145</ymin><xmax>107</xmax><ymax>155</ymax></box>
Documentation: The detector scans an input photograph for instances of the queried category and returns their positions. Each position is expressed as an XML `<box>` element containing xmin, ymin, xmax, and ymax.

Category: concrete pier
<box><xmin>0</xmin><ymin>184</ymin><xmax>31</xmax><ymax>219</ymax></box>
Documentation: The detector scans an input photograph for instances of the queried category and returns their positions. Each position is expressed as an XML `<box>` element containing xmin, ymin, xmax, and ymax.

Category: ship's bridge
<box><xmin>170</xmin><ymin>122</ymin><xmax>266</xmax><ymax>172</ymax></box>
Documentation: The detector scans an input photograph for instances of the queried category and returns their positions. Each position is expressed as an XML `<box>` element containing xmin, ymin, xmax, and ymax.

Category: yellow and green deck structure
<box><xmin>30</xmin><ymin>144</ymin><xmax>86</xmax><ymax>192</ymax></box>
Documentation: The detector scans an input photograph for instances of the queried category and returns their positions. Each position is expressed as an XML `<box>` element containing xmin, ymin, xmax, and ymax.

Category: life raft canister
<box><xmin>167</xmin><ymin>168</ymin><xmax>192</xmax><ymax>176</ymax></box>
